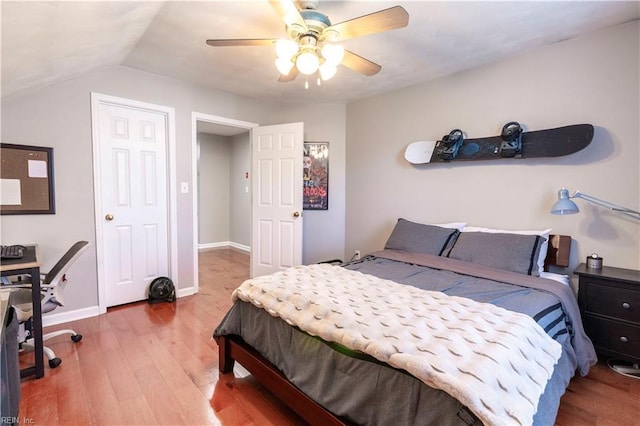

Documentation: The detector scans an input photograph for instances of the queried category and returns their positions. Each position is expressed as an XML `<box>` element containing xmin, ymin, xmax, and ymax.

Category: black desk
<box><xmin>0</xmin><ymin>246</ymin><xmax>44</xmax><ymax>379</ymax></box>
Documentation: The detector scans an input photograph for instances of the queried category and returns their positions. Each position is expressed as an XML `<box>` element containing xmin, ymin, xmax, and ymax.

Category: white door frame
<box><xmin>92</xmin><ymin>92</ymin><xmax>178</xmax><ymax>314</ymax></box>
<box><xmin>191</xmin><ymin>112</ymin><xmax>258</xmax><ymax>293</ymax></box>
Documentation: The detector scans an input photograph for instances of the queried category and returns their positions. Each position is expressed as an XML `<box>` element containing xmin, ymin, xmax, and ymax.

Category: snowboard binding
<box><xmin>436</xmin><ymin>129</ymin><xmax>464</xmax><ymax>161</ymax></box>
<box><xmin>499</xmin><ymin>122</ymin><xmax>523</xmax><ymax>158</ymax></box>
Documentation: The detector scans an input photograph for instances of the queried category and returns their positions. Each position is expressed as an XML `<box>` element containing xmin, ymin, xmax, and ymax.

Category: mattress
<box><xmin>214</xmin><ymin>252</ymin><xmax>595</xmax><ymax>425</ymax></box>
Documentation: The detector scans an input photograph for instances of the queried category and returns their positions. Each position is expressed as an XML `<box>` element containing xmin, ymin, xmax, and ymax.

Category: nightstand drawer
<box><xmin>584</xmin><ymin>315</ymin><xmax>640</xmax><ymax>359</ymax></box>
<box><xmin>583</xmin><ymin>282</ymin><xmax>640</xmax><ymax>323</ymax></box>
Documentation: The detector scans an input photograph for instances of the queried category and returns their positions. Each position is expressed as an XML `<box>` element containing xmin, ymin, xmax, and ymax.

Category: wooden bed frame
<box><xmin>215</xmin><ymin>235</ymin><xmax>572</xmax><ymax>426</ymax></box>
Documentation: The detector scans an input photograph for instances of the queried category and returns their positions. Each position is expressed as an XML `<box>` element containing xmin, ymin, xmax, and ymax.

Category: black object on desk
<box><xmin>0</xmin><ymin>245</ymin><xmax>44</xmax><ymax>379</ymax></box>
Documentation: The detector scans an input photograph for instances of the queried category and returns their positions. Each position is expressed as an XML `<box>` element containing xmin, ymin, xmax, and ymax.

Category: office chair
<box><xmin>10</xmin><ymin>241</ymin><xmax>90</xmax><ymax>368</ymax></box>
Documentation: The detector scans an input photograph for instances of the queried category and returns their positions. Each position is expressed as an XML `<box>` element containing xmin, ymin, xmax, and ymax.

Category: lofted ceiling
<box><xmin>2</xmin><ymin>1</ymin><xmax>639</xmax><ymax>104</ymax></box>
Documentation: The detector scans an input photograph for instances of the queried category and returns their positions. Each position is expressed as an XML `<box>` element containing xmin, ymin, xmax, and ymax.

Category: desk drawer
<box><xmin>584</xmin><ymin>282</ymin><xmax>640</xmax><ymax>323</ymax></box>
<box><xmin>584</xmin><ymin>315</ymin><xmax>640</xmax><ymax>359</ymax></box>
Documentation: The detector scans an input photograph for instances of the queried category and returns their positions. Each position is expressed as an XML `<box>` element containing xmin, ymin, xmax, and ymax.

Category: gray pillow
<box><xmin>384</xmin><ymin>219</ymin><xmax>460</xmax><ymax>256</ymax></box>
<box><xmin>448</xmin><ymin>231</ymin><xmax>544</xmax><ymax>276</ymax></box>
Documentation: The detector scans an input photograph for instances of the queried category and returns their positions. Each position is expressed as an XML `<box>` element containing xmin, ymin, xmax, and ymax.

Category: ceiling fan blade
<box><xmin>278</xmin><ymin>67</ymin><xmax>299</xmax><ymax>82</ymax></box>
<box><xmin>328</xmin><ymin>6</ymin><xmax>409</xmax><ymax>41</ymax></box>
<box><xmin>206</xmin><ymin>39</ymin><xmax>277</xmax><ymax>47</ymax></box>
<box><xmin>268</xmin><ymin>0</ymin><xmax>308</xmax><ymax>33</ymax></box>
<box><xmin>342</xmin><ymin>50</ymin><xmax>381</xmax><ymax>76</ymax></box>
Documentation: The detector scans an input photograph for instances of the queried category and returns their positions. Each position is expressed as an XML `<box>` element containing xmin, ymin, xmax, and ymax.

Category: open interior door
<box><xmin>251</xmin><ymin>122</ymin><xmax>304</xmax><ymax>277</ymax></box>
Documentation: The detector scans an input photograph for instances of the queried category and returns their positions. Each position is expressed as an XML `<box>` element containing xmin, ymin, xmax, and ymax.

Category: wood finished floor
<box><xmin>18</xmin><ymin>248</ymin><xmax>640</xmax><ymax>425</ymax></box>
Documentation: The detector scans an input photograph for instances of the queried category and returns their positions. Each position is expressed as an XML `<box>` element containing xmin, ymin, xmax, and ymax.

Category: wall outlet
<box><xmin>354</xmin><ymin>250</ymin><xmax>361</xmax><ymax>260</ymax></box>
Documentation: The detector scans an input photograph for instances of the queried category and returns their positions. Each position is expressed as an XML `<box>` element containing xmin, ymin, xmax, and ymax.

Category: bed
<box><xmin>213</xmin><ymin>219</ymin><xmax>597</xmax><ymax>426</ymax></box>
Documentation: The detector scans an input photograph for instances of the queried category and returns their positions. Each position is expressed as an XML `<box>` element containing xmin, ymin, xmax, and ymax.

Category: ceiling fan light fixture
<box><xmin>319</xmin><ymin>63</ymin><xmax>337</xmax><ymax>80</ymax></box>
<box><xmin>207</xmin><ymin>3</ymin><xmax>409</xmax><ymax>86</ymax></box>
<box><xmin>275</xmin><ymin>38</ymin><xmax>298</xmax><ymax>60</ymax></box>
<box><xmin>296</xmin><ymin>50</ymin><xmax>320</xmax><ymax>75</ymax></box>
<box><xmin>321</xmin><ymin>44</ymin><xmax>344</xmax><ymax>66</ymax></box>
<box><xmin>275</xmin><ymin>57</ymin><xmax>295</xmax><ymax>75</ymax></box>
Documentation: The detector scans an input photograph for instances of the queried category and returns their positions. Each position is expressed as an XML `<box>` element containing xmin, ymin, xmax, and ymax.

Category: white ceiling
<box><xmin>2</xmin><ymin>1</ymin><xmax>639</xmax><ymax>104</ymax></box>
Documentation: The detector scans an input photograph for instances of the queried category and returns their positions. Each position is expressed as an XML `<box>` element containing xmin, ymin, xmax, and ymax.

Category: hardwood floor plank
<box><xmin>180</xmin><ymin>353</ymin><xmax>219</xmax><ymax>388</ymax></box>
<box><xmin>228</xmin><ymin>375</ymin><xmax>307</xmax><ymax>426</ymax></box>
<box><xmin>112</xmin><ymin>329</ymin><xmax>155</xmax><ymax>372</ymax></box>
<box><xmin>137</xmin><ymin>331</ymin><xmax>195</xmax><ymax>390</ymax></box>
<box><xmin>554</xmin><ymin>401</ymin><xmax>596</xmax><ymax>426</ymax></box>
<box><xmin>557</xmin><ymin>366</ymin><xmax>640</xmax><ymax>425</ymax></box>
<box><xmin>54</xmin><ymin>372</ymin><xmax>94</xmax><ymax>425</ymax></box>
<box><xmin>134</xmin><ymin>364</ymin><xmax>190</xmax><ymax>425</ymax></box>
<box><xmin>174</xmin><ymin>381</ymin><xmax>223</xmax><ymax>425</ymax></box>
<box><xmin>102</xmin><ymin>348</ymin><xmax>145</xmax><ymax>402</ymax></box>
<box><xmin>20</xmin><ymin>380</ymin><xmax>59</xmax><ymax>423</ymax></box>
<box><xmin>79</xmin><ymin>349</ymin><xmax>126</xmax><ymax>425</ymax></box>
<box><xmin>118</xmin><ymin>395</ymin><xmax>160</xmax><ymax>425</ymax></box>
<box><xmin>17</xmin><ymin>247</ymin><xmax>639</xmax><ymax>426</ymax></box>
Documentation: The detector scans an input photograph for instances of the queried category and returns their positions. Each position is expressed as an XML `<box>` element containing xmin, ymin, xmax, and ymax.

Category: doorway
<box><xmin>191</xmin><ymin>113</ymin><xmax>257</xmax><ymax>293</ymax></box>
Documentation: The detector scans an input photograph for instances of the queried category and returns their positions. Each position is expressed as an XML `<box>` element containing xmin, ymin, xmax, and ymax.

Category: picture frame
<box><xmin>1</xmin><ymin>143</ymin><xmax>56</xmax><ymax>215</ymax></box>
<box><xmin>303</xmin><ymin>142</ymin><xmax>329</xmax><ymax>210</ymax></box>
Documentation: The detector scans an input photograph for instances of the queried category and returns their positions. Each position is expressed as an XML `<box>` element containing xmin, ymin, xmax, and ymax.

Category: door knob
<box><xmin>105</xmin><ymin>213</ymin><xmax>114</xmax><ymax>221</ymax></box>
<box><xmin>293</xmin><ymin>211</ymin><xmax>301</xmax><ymax>218</ymax></box>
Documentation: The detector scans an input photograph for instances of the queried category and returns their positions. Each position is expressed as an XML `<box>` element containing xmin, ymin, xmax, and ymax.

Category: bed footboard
<box><xmin>214</xmin><ymin>334</ymin><xmax>354</xmax><ymax>426</ymax></box>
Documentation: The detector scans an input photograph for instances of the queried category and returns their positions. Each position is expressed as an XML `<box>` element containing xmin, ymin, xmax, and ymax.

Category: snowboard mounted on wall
<box><xmin>404</xmin><ymin>123</ymin><xmax>594</xmax><ymax>165</ymax></box>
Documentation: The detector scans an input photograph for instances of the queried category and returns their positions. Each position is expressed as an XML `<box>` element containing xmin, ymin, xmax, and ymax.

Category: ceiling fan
<box><xmin>206</xmin><ymin>0</ymin><xmax>409</xmax><ymax>86</ymax></box>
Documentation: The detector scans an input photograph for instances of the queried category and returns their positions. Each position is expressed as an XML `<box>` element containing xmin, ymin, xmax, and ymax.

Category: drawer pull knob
<box><xmin>622</xmin><ymin>302</ymin><xmax>630</xmax><ymax>309</ymax></box>
<box><xmin>620</xmin><ymin>336</ymin><xmax>628</xmax><ymax>343</ymax></box>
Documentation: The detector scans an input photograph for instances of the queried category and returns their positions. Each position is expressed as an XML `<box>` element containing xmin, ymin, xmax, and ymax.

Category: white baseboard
<box><xmin>229</xmin><ymin>242</ymin><xmax>250</xmax><ymax>252</ymax></box>
<box><xmin>42</xmin><ymin>289</ymin><xmax>196</xmax><ymax>327</ymax></box>
<box><xmin>42</xmin><ymin>305</ymin><xmax>101</xmax><ymax>328</ymax></box>
<box><xmin>40</xmin><ymin>241</ymin><xmax>232</xmax><ymax>327</ymax></box>
<box><xmin>198</xmin><ymin>241</ymin><xmax>250</xmax><ymax>252</ymax></box>
<box><xmin>177</xmin><ymin>286</ymin><xmax>195</xmax><ymax>297</ymax></box>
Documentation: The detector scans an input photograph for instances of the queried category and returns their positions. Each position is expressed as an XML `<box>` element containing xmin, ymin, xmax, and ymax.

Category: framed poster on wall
<box><xmin>0</xmin><ymin>143</ymin><xmax>55</xmax><ymax>214</ymax></box>
<box><xmin>303</xmin><ymin>142</ymin><xmax>328</xmax><ymax>210</ymax></box>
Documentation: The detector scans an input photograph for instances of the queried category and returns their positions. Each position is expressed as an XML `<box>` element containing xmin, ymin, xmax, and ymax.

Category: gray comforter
<box><xmin>214</xmin><ymin>251</ymin><xmax>596</xmax><ymax>426</ymax></box>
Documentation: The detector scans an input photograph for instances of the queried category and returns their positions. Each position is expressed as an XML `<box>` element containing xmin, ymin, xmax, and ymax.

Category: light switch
<box><xmin>181</xmin><ymin>182</ymin><xmax>189</xmax><ymax>193</ymax></box>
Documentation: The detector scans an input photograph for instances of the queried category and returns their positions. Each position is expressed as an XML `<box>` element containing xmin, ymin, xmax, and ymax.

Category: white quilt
<box><xmin>233</xmin><ymin>264</ymin><xmax>562</xmax><ymax>426</ymax></box>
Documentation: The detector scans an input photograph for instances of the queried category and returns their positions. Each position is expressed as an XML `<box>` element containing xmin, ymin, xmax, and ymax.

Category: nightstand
<box><xmin>574</xmin><ymin>263</ymin><xmax>640</xmax><ymax>364</ymax></box>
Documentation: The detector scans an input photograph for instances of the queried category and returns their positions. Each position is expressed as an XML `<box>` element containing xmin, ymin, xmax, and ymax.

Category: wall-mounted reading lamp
<box><xmin>551</xmin><ymin>188</ymin><xmax>640</xmax><ymax>220</ymax></box>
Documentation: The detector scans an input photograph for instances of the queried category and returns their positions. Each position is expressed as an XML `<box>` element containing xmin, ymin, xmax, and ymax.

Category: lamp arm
<box><xmin>573</xmin><ymin>191</ymin><xmax>640</xmax><ymax>219</ymax></box>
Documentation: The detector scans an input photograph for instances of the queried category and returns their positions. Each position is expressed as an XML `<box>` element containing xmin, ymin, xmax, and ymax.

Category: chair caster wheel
<box><xmin>49</xmin><ymin>358</ymin><xmax>62</xmax><ymax>368</ymax></box>
<box><xmin>71</xmin><ymin>334</ymin><xmax>83</xmax><ymax>343</ymax></box>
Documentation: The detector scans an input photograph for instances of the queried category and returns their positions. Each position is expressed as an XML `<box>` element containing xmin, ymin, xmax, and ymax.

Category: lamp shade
<box><xmin>275</xmin><ymin>39</ymin><xmax>298</xmax><ymax>60</ymax></box>
<box><xmin>321</xmin><ymin>44</ymin><xmax>344</xmax><ymax>66</ymax></box>
<box><xmin>319</xmin><ymin>63</ymin><xmax>337</xmax><ymax>80</ymax></box>
<box><xmin>275</xmin><ymin>58</ymin><xmax>294</xmax><ymax>75</ymax></box>
<box><xmin>296</xmin><ymin>50</ymin><xmax>320</xmax><ymax>75</ymax></box>
<box><xmin>551</xmin><ymin>188</ymin><xmax>579</xmax><ymax>215</ymax></box>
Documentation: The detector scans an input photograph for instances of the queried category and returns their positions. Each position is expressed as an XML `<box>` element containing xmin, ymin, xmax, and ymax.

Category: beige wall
<box><xmin>1</xmin><ymin>65</ymin><xmax>347</xmax><ymax>319</ymax></box>
<box><xmin>197</xmin><ymin>131</ymin><xmax>251</xmax><ymax>249</ymax></box>
<box><xmin>229</xmin><ymin>132</ymin><xmax>251</xmax><ymax>247</ymax></box>
<box><xmin>266</xmin><ymin>103</ymin><xmax>348</xmax><ymax>263</ymax></box>
<box><xmin>197</xmin><ymin>132</ymin><xmax>232</xmax><ymax>245</ymax></box>
<box><xmin>346</xmin><ymin>21</ymin><xmax>640</xmax><ymax>275</ymax></box>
